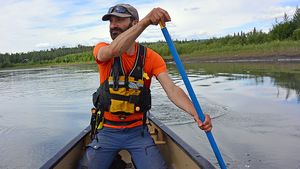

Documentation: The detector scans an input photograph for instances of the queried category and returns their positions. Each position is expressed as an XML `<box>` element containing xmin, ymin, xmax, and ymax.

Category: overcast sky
<box><xmin>0</xmin><ymin>0</ymin><xmax>298</xmax><ymax>54</ymax></box>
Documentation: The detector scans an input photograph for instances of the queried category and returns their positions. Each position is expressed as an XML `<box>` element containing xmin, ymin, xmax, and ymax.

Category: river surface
<box><xmin>0</xmin><ymin>61</ymin><xmax>299</xmax><ymax>169</ymax></box>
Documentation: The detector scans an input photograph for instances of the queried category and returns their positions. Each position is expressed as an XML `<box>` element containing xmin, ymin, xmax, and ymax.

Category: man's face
<box><xmin>109</xmin><ymin>16</ymin><xmax>133</xmax><ymax>40</ymax></box>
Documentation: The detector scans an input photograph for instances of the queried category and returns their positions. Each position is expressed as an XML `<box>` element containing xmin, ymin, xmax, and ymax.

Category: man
<box><xmin>78</xmin><ymin>4</ymin><xmax>212</xmax><ymax>169</ymax></box>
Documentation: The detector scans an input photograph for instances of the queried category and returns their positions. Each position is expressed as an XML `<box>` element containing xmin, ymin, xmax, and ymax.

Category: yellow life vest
<box><xmin>93</xmin><ymin>44</ymin><xmax>151</xmax><ymax>119</ymax></box>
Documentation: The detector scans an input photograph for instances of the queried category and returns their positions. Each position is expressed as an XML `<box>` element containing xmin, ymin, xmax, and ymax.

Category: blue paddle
<box><xmin>159</xmin><ymin>22</ymin><xmax>227</xmax><ymax>169</ymax></box>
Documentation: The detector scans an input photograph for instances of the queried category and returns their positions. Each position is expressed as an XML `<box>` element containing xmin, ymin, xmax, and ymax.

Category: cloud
<box><xmin>35</xmin><ymin>43</ymin><xmax>52</xmax><ymax>48</ymax></box>
<box><xmin>0</xmin><ymin>0</ymin><xmax>298</xmax><ymax>54</ymax></box>
<box><xmin>184</xmin><ymin>7</ymin><xmax>200</xmax><ymax>11</ymax></box>
<box><xmin>253</xmin><ymin>6</ymin><xmax>296</xmax><ymax>21</ymax></box>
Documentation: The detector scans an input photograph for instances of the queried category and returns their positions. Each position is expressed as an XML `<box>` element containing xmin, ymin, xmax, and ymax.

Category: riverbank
<box><xmin>0</xmin><ymin>61</ymin><xmax>96</xmax><ymax>70</ymax></box>
<box><xmin>1</xmin><ymin>51</ymin><xmax>300</xmax><ymax>71</ymax></box>
<box><xmin>165</xmin><ymin>51</ymin><xmax>300</xmax><ymax>63</ymax></box>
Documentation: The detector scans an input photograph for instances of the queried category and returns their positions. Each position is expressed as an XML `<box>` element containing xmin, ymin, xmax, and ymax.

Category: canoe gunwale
<box><xmin>40</xmin><ymin>126</ymin><xmax>91</xmax><ymax>169</ymax></box>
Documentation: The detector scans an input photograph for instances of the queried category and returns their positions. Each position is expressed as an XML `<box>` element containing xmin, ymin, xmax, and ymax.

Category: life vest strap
<box><xmin>103</xmin><ymin>118</ymin><xmax>142</xmax><ymax>126</ymax></box>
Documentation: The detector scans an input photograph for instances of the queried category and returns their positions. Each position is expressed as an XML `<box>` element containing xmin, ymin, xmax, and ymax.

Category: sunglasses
<box><xmin>108</xmin><ymin>6</ymin><xmax>136</xmax><ymax>20</ymax></box>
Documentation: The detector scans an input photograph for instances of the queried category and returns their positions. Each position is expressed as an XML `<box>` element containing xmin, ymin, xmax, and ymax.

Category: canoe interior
<box><xmin>41</xmin><ymin>114</ymin><xmax>215</xmax><ymax>169</ymax></box>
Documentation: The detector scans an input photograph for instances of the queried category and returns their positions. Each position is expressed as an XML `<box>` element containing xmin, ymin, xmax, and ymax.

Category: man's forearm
<box><xmin>97</xmin><ymin>19</ymin><xmax>149</xmax><ymax>62</ymax></box>
<box><xmin>170</xmin><ymin>85</ymin><xmax>197</xmax><ymax>117</ymax></box>
<box><xmin>97</xmin><ymin>8</ymin><xmax>170</xmax><ymax>62</ymax></box>
<box><xmin>109</xmin><ymin>20</ymin><xmax>148</xmax><ymax>56</ymax></box>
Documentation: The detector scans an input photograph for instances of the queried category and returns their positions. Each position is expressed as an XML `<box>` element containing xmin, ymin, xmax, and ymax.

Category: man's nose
<box><xmin>110</xmin><ymin>21</ymin><xmax>118</xmax><ymax>29</ymax></box>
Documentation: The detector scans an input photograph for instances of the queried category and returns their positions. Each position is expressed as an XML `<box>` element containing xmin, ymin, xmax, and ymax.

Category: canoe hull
<box><xmin>41</xmin><ymin>114</ymin><xmax>215</xmax><ymax>169</ymax></box>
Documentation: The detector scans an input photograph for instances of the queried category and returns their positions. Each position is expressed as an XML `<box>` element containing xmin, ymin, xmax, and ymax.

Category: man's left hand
<box><xmin>194</xmin><ymin>114</ymin><xmax>212</xmax><ymax>132</ymax></box>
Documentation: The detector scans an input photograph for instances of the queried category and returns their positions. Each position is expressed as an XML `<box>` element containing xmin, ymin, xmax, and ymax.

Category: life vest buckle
<box><xmin>113</xmin><ymin>80</ymin><xmax>119</xmax><ymax>91</ymax></box>
<box><xmin>119</xmin><ymin>115</ymin><xmax>126</xmax><ymax>120</ymax></box>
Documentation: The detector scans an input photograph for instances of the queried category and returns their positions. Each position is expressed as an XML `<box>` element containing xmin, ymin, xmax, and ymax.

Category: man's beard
<box><xmin>110</xmin><ymin>22</ymin><xmax>133</xmax><ymax>40</ymax></box>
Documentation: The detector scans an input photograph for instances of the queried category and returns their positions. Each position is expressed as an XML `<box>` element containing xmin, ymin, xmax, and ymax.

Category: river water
<box><xmin>0</xmin><ymin>61</ymin><xmax>299</xmax><ymax>169</ymax></box>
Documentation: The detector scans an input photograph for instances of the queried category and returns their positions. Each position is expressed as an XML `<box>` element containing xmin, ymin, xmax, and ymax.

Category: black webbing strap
<box><xmin>112</xmin><ymin>57</ymin><xmax>121</xmax><ymax>91</ymax></box>
<box><xmin>103</xmin><ymin>118</ymin><xmax>142</xmax><ymax>126</ymax></box>
<box><xmin>141</xmin><ymin>106</ymin><xmax>151</xmax><ymax>137</ymax></box>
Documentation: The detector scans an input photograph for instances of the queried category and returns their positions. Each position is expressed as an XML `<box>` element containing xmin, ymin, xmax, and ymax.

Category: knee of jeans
<box><xmin>77</xmin><ymin>142</ymin><xmax>101</xmax><ymax>168</ymax></box>
<box><xmin>133</xmin><ymin>145</ymin><xmax>167</xmax><ymax>169</ymax></box>
<box><xmin>85</xmin><ymin>142</ymin><xmax>102</xmax><ymax>158</ymax></box>
<box><xmin>144</xmin><ymin>144</ymin><xmax>158</xmax><ymax>155</ymax></box>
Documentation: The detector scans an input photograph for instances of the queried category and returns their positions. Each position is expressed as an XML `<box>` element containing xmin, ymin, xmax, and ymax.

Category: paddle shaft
<box><xmin>159</xmin><ymin>23</ymin><xmax>227</xmax><ymax>169</ymax></box>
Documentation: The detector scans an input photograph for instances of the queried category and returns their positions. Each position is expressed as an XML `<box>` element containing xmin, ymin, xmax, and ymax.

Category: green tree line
<box><xmin>1</xmin><ymin>6</ymin><xmax>300</xmax><ymax>69</ymax></box>
<box><xmin>0</xmin><ymin>44</ymin><xmax>94</xmax><ymax>68</ymax></box>
<box><xmin>142</xmin><ymin>6</ymin><xmax>300</xmax><ymax>56</ymax></box>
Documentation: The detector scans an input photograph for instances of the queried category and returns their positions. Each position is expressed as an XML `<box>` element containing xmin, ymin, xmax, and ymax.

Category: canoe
<box><xmin>40</xmin><ymin>113</ymin><xmax>216</xmax><ymax>169</ymax></box>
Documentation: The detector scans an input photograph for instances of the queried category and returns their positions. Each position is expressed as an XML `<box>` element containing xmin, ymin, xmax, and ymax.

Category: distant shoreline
<box><xmin>1</xmin><ymin>52</ymin><xmax>300</xmax><ymax>70</ymax></box>
<box><xmin>165</xmin><ymin>52</ymin><xmax>300</xmax><ymax>63</ymax></box>
<box><xmin>51</xmin><ymin>53</ymin><xmax>300</xmax><ymax>68</ymax></box>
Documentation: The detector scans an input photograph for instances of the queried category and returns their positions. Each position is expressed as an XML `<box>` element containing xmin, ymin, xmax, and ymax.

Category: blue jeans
<box><xmin>77</xmin><ymin>125</ymin><xmax>167</xmax><ymax>169</ymax></box>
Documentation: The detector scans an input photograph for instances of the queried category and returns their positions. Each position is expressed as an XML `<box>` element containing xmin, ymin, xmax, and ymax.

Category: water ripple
<box><xmin>151</xmin><ymin>95</ymin><xmax>231</xmax><ymax>125</ymax></box>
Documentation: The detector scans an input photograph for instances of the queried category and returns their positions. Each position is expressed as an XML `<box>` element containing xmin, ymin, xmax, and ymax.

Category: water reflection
<box><xmin>167</xmin><ymin>62</ymin><xmax>300</xmax><ymax>103</ymax></box>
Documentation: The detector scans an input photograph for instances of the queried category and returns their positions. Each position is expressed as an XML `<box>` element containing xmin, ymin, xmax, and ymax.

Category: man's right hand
<box><xmin>142</xmin><ymin>8</ymin><xmax>171</xmax><ymax>27</ymax></box>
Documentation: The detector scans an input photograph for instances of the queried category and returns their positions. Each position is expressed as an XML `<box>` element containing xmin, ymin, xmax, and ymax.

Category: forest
<box><xmin>1</xmin><ymin>6</ymin><xmax>300</xmax><ymax>69</ymax></box>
